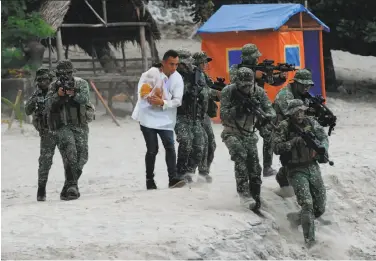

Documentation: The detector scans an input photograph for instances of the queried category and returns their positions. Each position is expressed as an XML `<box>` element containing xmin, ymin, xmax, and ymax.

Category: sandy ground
<box><xmin>2</xmin><ymin>37</ymin><xmax>376</xmax><ymax>259</ymax></box>
<box><xmin>2</xmin><ymin>92</ymin><xmax>376</xmax><ymax>259</ymax></box>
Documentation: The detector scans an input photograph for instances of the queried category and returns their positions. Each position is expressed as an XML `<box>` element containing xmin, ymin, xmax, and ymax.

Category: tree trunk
<box><xmin>150</xmin><ymin>40</ymin><xmax>160</xmax><ymax>63</ymax></box>
<box><xmin>23</xmin><ymin>40</ymin><xmax>45</xmax><ymax>71</ymax></box>
<box><xmin>323</xmin><ymin>43</ymin><xmax>338</xmax><ymax>92</ymax></box>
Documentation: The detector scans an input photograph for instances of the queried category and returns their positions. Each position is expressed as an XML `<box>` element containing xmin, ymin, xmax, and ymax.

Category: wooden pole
<box><xmin>299</xmin><ymin>12</ymin><xmax>303</xmax><ymax>29</ymax></box>
<box><xmin>84</xmin><ymin>0</ymin><xmax>107</xmax><ymax>25</ymax></box>
<box><xmin>121</xmin><ymin>42</ymin><xmax>126</xmax><ymax>71</ymax></box>
<box><xmin>149</xmin><ymin>32</ymin><xmax>156</xmax><ymax>63</ymax></box>
<box><xmin>319</xmin><ymin>30</ymin><xmax>327</xmax><ymax>101</ymax></box>
<box><xmin>61</xmin><ymin>22</ymin><xmax>149</xmax><ymax>27</ymax></box>
<box><xmin>56</xmin><ymin>28</ymin><xmax>64</xmax><ymax>62</ymax></box>
<box><xmin>91</xmin><ymin>44</ymin><xmax>97</xmax><ymax>75</ymax></box>
<box><xmin>139</xmin><ymin>25</ymin><xmax>148</xmax><ymax>71</ymax></box>
<box><xmin>102</xmin><ymin>0</ymin><xmax>107</xmax><ymax>22</ymax></box>
<box><xmin>89</xmin><ymin>80</ymin><xmax>121</xmax><ymax>127</ymax></box>
<box><xmin>8</xmin><ymin>90</ymin><xmax>23</xmax><ymax>130</ymax></box>
<box><xmin>48</xmin><ymin>37</ymin><xmax>52</xmax><ymax>70</ymax></box>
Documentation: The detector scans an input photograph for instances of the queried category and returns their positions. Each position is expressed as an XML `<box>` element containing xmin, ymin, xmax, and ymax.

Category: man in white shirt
<box><xmin>132</xmin><ymin>50</ymin><xmax>186</xmax><ymax>189</ymax></box>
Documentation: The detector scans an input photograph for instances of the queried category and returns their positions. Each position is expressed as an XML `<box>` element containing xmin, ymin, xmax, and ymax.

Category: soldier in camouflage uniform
<box><xmin>220</xmin><ymin>67</ymin><xmax>276</xmax><ymax>210</ymax></box>
<box><xmin>45</xmin><ymin>60</ymin><xmax>95</xmax><ymax>200</ymax></box>
<box><xmin>273</xmin><ymin>69</ymin><xmax>314</xmax><ymax>198</ymax></box>
<box><xmin>188</xmin><ymin>51</ymin><xmax>221</xmax><ymax>183</ymax></box>
<box><xmin>175</xmin><ymin>49</ymin><xmax>217</xmax><ymax>183</ymax></box>
<box><xmin>229</xmin><ymin>43</ymin><xmax>286</xmax><ymax>178</ymax></box>
<box><xmin>272</xmin><ymin>99</ymin><xmax>328</xmax><ymax>247</ymax></box>
<box><xmin>25</xmin><ymin>67</ymin><xmax>55</xmax><ymax>201</ymax></box>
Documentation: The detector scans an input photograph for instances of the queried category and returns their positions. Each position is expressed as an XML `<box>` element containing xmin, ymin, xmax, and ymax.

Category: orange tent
<box><xmin>196</xmin><ymin>4</ymin><xmax>330</xmax><ymax>123</ymax></box>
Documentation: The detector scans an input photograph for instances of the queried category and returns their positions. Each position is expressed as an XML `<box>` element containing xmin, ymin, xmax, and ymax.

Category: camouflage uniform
<box><xmin>45</xmin><ymin>60</ymin><xmax>95</xmax><ymax>200</ymax></box>
<box><xmin>229</xmin><ymin>44</ymin><xmax>285</xmax><ymax>177</ymax></box>
<box><xmin>220</xmin><ymin>67</ymin><xmax>276</xmax><ymax>210</ymax></box>
<box><xmin>272</xmin><ymin>99</ymin><xmax>328</xmax><ymax>245</ymax></box>
<box><xmin>190</xmin><ymin>51</ymin><xmax>219</xmax><ymax>182</ymax></box>
<box><xmin>25</xmin><ymin>68</ymin><xmax>55</xmax><ymax>201</ymax></box>
<box><xmin>175</xmin><ymin>50</ymin><xmax>214</xmax><ymax>182</ymax></box>
<box><xmin>273</xmin><ymin>69</ymin><xmax>314</xmax><ymax>193</ymax></box>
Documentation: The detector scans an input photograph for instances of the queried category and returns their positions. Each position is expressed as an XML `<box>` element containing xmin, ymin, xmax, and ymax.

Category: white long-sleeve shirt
<box><xmin>131</xmin><ymin>69</ymin><xmax>184</xmax><ymax>130</ymax></box>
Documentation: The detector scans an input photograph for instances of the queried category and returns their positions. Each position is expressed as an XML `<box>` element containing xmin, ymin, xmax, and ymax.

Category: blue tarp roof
<box><xmin>197</xmin><ymin>4</ymin><xmax>330</xmax><ymax>34</ymax></box>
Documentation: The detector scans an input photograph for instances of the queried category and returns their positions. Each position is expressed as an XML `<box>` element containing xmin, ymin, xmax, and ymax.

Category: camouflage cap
<box><xmin>241</xmin><ymin>43</ymin><xmax>262</xmax><ymax>60</ymax></box>
<box><xmin>35</xmin><ymin>67</ymin><xmax>53</xmax><ymax>80</ymax></box>
<box><xmin>293</xmin><ymin>69</ymin><xmax>314</xmax><ymax>85</ymax></box>
<box><xmin>176</xmin><ymin>49</ymin><xmax>194</xmax><ymax>65</ymax></box>
<box><xmin>55</xmin><ymin>60</ymin><xmax>76</xmax><ymax>73</ymax></box>
<box><xmin>236</xmin><ymin>67</ymin><xmax>254</xmax><ymax>82</ymax></box>
<box><xmin>192</xmin><ymin>51</ymin><xmax>212</xmax><ymax>65</ymax></box>
<box><xmin>286</xmin><ymin>99</ymin><xmax>308</xmax><ymax>116</ymax></box>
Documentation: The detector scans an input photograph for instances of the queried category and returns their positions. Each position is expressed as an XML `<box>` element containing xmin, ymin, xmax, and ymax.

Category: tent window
<box><xmin>285</xmin><ymin>45</ymin><xmax>301</xmax><ymax>68</ymax></box>
<box><xmin>227</xmin><ymin>49</ymin><xmax>242</xmax><ymax>72</ymax></box>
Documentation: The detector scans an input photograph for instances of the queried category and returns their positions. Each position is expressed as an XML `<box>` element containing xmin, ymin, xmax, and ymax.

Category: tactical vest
<box><xmin>177</xmin><ymin>68</ymin><xmax>208</xmax><ymax>121</ymax></box>
<box><xmin>48</xmin><ymin>81</ymin><xmax>95</xmax><ymax>131</ymax></box>
<box><xmin>280</xmin><ymin>118</ymin><xmax>315</xmax><ymax>168</ymax></box>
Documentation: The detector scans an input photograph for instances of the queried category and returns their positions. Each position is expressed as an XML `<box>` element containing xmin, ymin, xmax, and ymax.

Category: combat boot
<box><xmin>66</xmin><ymin>185</ymin><xmax>79</xmax><ymax>200</ymax></box>
<box><xmin>275</xmin><ymin>186</ymin><xmax>295</xmax><ymax>198</ymax></box>
<box><xmin>263</xmin><ymin>166</ymin><xmax>277</xmax><ymax>177</ymax></box>
<box><xmin>305</xmin><ymin>238</ymin><xmax>316</xmax><ymax>249</ymax></box>
<box><xmin>249</xmin><ymin>183</ymin><xmax>261</xmax><ymax>211</ymax></box>
<box><xmin>198</xmin><ymin>173</ymin><xmax>213</xmax><ymax>183</ymax></box>
<box><xmin>169</xmin><ymin>176</ymin><xmax>186</xmax><ymax>188</ymax></box>
<box><xmin>37</xmin><ymin>186</ymin><xmax>46</xmax><ymax>201</ymax></box>
<box><xmin>60</xmin><ymin>184</ymin><xmax>80</xmax><ymax>200</ymax></box>
<box><xmin>60</xmin><ymin>184</ymin><xmax>68</xmax><ymax>200</ymax></box>
<box><xmin>184</xmin><ymin>173</ymin><xmax>194</xmax><ymax>184</ymax></box>
<box><xmin>146</xmin><ymin>178</ymin><xmax>157</xmax><ymax>190</ymax></box>
<box><xmin>287</xmin><ymin>211</ymin><xmax>301</xmax><ymax>228</ymax></box>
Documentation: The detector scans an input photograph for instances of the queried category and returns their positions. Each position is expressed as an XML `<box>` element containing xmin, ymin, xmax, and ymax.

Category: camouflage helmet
<box><xmin>35</xmin><ymin>67</ymin><xmax>53</xmax><ymax>81</ymax></box>
<box><xmin>293</xmin><ymin>69</ymin><xmax>314</xmax><ymax>85</ymax></box>
<box><xmin>241</xmin><ymin>43</ymin><xmax>262</xmax><ymax>61</ymax></box>
<box><xmin>176</xmin><ymin>49</ymin><xmax>194</xmax><ymax>66</ymax></box>
<box><xmin>192</xmin><ymin>51</ymin><xmax>212</xmax><ymax>65</ymax></box>
<box><xmin>55</xmin><ymin>60</ymin><xmax>76</xmax><ymax>74</ymax></box>
<box><xmin>236</xmin><ymin>67</ymin><xmax>254</xmax><ymax>82</ymax></box>
<box><xmin>285</xmin><ymin>99</ymin><xmax>308</xmax><ymax>116</ymax></box>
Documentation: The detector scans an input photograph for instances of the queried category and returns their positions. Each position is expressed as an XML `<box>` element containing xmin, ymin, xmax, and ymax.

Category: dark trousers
<box><xmin>140</xmin><ymin>125</ymin><xmax>177</xmax><ymax>180</ymax></box>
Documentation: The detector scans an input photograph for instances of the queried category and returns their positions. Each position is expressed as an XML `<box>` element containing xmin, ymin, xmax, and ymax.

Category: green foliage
<box><xmin>364</xmin><ymin>22</ymin><xmax>376</xmax><ymax>43</ymax></box>
<box><xmin>1</xmin><ymin>0</ymin><xmax>54</xmax><ymax>71</ymax></box>
<box><xmin>1</xmin><ymin>47</ymin><xmax>25</xmax><ymax>69</ymax></box>
<box><xmin>2</xmin><ymin>12</ymin><xmax>54</xmax><ymax>49</ymax></box>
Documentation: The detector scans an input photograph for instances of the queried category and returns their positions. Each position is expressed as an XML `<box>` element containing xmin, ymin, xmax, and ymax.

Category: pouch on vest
<box><xmin>85</xmin><ymin>101</ymin><xmax>95</xmax><ymax>122</ymax></box>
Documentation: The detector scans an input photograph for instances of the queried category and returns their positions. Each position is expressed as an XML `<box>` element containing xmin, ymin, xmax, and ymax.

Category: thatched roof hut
<box><xmin>38</xmin><ymin>0</ymin><xmax>160</xmax><ymax>62</ymax></box>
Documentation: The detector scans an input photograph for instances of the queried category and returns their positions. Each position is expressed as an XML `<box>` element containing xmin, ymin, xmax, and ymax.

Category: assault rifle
<box><xmin>56</xmin><ymin>74</ymin><xmax>75</xmax><ymax>96</ymax></box>
<box><xmin>55</xmin><ymin>74</ymin><xmax>75</xmax><ymax>125</ymax></box>
<box><xmin>232</xmin><ymin>89</ymin><xmax>276</xmax><ymax>128</ymax></box>
<box><xmin>303</xmin><ymin>93</ymin><xmax>337</xmax><ymax>136</ymax></box>
<box><xmin>236</xmin><ymin>59</ymin><xmax>296</xmax><ymax>84</ymax></box>
<box><xmin>211</xmin><ymin>77</ymin><xmax>226</xmax><ymax>91</ymax></box>
<box><xmin>291</xmin><ymin>122</ymin><xmax>334</xmax><ymax>166</ymax></box>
